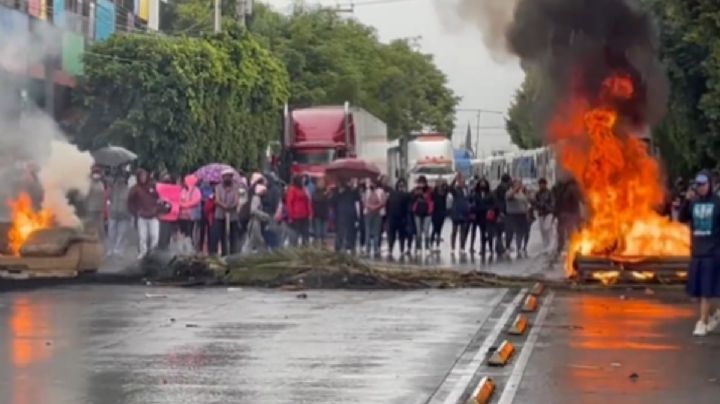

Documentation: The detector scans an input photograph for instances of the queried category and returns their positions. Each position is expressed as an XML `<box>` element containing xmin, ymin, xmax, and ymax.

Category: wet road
<box><xmin>0</xmin><ymin>286</ymin><xmax>516</xmax><ymax>404</ymax></box>
<box><xmin>3</xmin><ymin>285</ymin><xmax>709</xmax><ymax>404</ymax></box>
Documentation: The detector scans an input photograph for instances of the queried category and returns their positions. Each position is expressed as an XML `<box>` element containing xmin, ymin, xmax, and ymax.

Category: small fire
<box><xmin>550</xmin><ymin>73</ymin><xmax>691</xmax><ymax>277</ymax></box>
<box><xmin>6</xmin><ymin>193</ymin><xmax>53</xmax><ymax>255</ymax></box>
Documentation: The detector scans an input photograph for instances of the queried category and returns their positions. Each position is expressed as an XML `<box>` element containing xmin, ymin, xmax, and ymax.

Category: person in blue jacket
<box><xmin>680</xmin><ymin>172</ymin><xmax>720</xmax><ymax>336</ymax></box>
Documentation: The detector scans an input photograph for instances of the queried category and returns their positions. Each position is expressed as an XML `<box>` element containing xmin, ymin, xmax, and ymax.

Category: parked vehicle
<box><xmin>406</xmin><ymin>133</ymin><xmax>454</xmax><ymax>186</ymax></box>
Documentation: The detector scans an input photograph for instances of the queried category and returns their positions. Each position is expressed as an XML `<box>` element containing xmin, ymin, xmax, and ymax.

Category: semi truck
<box><xmin>406</xmin><ymin>133</ymin><xmax>455</xmax><ymax>186</ymax></box>
<box><xmin>281</xmin><ymin>102</ymin><xmax>388</xmax><ymax>180</ymax></box>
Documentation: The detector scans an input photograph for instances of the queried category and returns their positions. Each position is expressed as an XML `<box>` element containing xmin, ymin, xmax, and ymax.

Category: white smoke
<box><xmin>0</xmin><ymin>13</ymin><xmax>92</xmax><ymax>226</ymax></box>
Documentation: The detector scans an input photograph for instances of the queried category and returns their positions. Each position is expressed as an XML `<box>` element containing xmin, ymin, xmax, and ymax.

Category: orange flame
<box><xmin>6</xmin><ymin>193</ymin><xmax>53</xmax><ymax>255</ymax></box>
<box><xmin>549</xmin><ymin>73</ymin><xmax>690</xmax><ymax>276</ymax></box>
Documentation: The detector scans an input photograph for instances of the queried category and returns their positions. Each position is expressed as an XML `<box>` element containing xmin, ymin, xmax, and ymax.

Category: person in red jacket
<box><xmin>286</xmin><ymin>175</ymin><xmax>313</xmax><ymax>246</ymax></box>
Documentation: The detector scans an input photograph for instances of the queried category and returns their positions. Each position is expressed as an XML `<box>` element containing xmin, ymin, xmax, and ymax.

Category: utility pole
<box><xmin>457</xmin><ymin>108</ymin><xmax>505</xmax><ymax>154</ymax></box>
<box><xmin>214</xmin><ymin>0</ymin><xmax>221</xmax><ymax>33</ymax></box>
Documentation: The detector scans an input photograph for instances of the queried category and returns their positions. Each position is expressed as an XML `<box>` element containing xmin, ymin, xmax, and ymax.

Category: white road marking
<box><xmin>441</xmin><ymin>288</ymin><xmax>528</xmax><ymax>404</ymax></box>
<box><xmin>497</xmin><ymin>291</ymin><xmax>555</xmax><ymax>404</ymax></box>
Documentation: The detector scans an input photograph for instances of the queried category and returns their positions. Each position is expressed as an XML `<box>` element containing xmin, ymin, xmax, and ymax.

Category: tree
<box><xmin>505</xmin><ymin>68</ymin><xmax>542</xmax><ymax>149</ymax></box>
<box><xmin>640</xmin><ymin>0</ymin><xmax>720</xmax><ymax>178</ymax></box>
<box><xmin>76</xmin><ymin>28</ymin><xmax>289</xmax><ymax>173</ymax></box>
<box><xmin>247</xmin><ymin>3</ymin><xmax>459</xmax><ymax>140</ymax></box>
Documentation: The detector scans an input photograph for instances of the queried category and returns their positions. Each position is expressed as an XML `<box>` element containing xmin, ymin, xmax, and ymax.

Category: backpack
<box><xmin>415</xmin><ymin>194</ymin><xmax>430</xmax><ymax>216</ymax></box>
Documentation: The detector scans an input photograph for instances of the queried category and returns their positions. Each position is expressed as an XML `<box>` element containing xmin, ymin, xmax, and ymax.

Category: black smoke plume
<box><xmin>506</xmin><ymin>0</ymin><xmax>667</xmax><ymax>135</ymax></box>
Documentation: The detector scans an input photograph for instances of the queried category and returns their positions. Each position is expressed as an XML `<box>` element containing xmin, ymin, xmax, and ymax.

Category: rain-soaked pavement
<box><xmin>1</xmin><ymin>284</ymin><xmax>718</xmax><ymax>404</ymax></box>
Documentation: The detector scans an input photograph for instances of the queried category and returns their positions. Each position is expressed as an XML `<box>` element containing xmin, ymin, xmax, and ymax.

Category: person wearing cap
<box><xmin>212</xmin><ymin>169</ymin><xmax>240</xmax><ymax>255</ymax></box>
<box><xmin>680</xmin><ymin>172</ymin><xmax>720</xmax><ymax>336</ymax></box>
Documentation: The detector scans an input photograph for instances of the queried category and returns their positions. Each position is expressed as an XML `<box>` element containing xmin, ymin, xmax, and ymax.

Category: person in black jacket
<box><xmin>469</xmin><ymin>178</ymin><xmax>496</xmax><ymax>258</ymax></box>
<box><xmin>449</xmin><ymin>174</ymin><xmax>471</xmax><ymax>253</ymax></box>
<box><xmin>494</xmin><ymin>174</ymin><xmax>512</xmax><ymax>255</ymax></box>
<box><xmin>430</xmin><ymin>180</ymin><xmax>449</xmax><ymax>252</ymax></box>
<box><xmin>386</xmin><ymin>179</ymin><xmax>411</xmax><ymax>257</ymax></box>
<box><xmin>411</xmin><ymin>176</ymin><xmax>434</xmax><ymax>254</ymax></box>
<box><xmin>680</xmin><ymin>172</ymin><xmax>720</xmax><ymax>336</ymax></box>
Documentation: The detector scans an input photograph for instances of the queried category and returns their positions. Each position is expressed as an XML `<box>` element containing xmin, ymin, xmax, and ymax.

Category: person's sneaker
<box><xmin>708</xmin><ymin>312</ymin><xmax>720</xmax><ymax>333</ymax></box>
<box><xmin>693</xmin><ymin>320</ymin><xmax>708</xmax><ymax>336</ymax></box>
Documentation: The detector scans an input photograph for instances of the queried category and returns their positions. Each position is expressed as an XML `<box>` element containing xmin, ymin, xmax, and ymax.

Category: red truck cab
<box><xmin>284</xmin><ymin>103</ymin><xmax>356</xmax><ymax>179</ymax></box>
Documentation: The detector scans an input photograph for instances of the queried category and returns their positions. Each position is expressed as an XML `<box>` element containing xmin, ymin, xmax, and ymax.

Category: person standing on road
<box><xmin>178</xmin><ymin>174</ymin><xmax>202</xmax><ymax>248</ymax></box>
<box><xmin>244</xmin><ymin>184</ymin><xmax>271</xmax><ymax>253</ymax></box>
<box><xmin>311</xmin><ymin>178</ymin><xmax>330</xmax><ymax>247</ymax></box>
<box><xmin>286</xmin><ymin>175</ymin><xmax>312</xmax><ymax>246</ymax></box>
<box><xmin>430</xmin><ymin>180</ymin><xmax>449</xmax><ymax>252</ymax></box>
<box><xmin>106</xmin><ymin>171</ymin><xmax>131</xmax><ymax>258</ymax></box>
<box><xmin>128</xmin><ymin>169</ymin><xmax>160</xmax><ymax>259</ymax></box>
<box><xmin>553</xmin><ymin>178</ymin><xmax>583</xmax><ymax>255</ymax></box>
<box><xmin>449</xmin><ymin>174</ymin><xmax>471</xmax><ymax>254</ymax></box>
<box><xmin>505</xmin><ymin>179</ymin><xmax>531</xmax><ymax>258</ymax></box>
<box><xmin>386</xmin><ymin>179</ymin><xmax>410</xmax><ymax>258</ymax></box>
<box><xmin>680</xmin><ymin>172</ymin><xmax>720</xmax><ymax>336</ymax></box>
<box><xmin>213</xmin><ymin>170</ymin><xmax>240</xmax><ymax>256</ymax></box>
<box><xmin>363</xmin><ymin>178</ymin><xmax>386</xmax><ymax>258</ymax></box>
<box><xmin>411</xmin><ymin>175</ymin><xmax>434</xmax><ymax>255</ymax></box>
<box><xmin>332</xmin><ymin>180</ymin><xmax>361</xmax><ymax>254</ymax></box>
<box><xmin>470</xmin><ymin>178</ymin><xmax>496</xmax><ymax>258</ymax></box>
<box><xmin>494</xmin><ymin>174</ymin><xmax>512</xmax><ymax>255</ymax></box>
<box><xmin>534</xmin><ymin>178</ymin><xmax>555</xmax><ymax>254</ymax></box>
<box><xmin>85</xmin><ymin>166</ymin><xmax>107</xmax><ymax>243</ymax></box>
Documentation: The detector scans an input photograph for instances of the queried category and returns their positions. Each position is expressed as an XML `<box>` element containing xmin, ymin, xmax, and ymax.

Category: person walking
<box><xmin>128</xmin><ymin>169</ymin><xmax>160</xmax><ymax>259</ymax></box>
<box><xmin>106</xmin><ymin>171</ymin><xmax>131</xmax><ymax>258</ymax></box>
<box><xmin>534</xmin><ymin>178</ymin><xmax>555</xmax><ymax>254</ymax></box>
<box><xmin>311</xmin><ymin>178</ymin><xmax>330</xmax><ymax>247</ymax></box>
<box><xmin>363</xmin><ymin>178</ymin><xmax>386</xmax><ymax>258</ymax></box>
<box><xmin>178</xmin><ymin>174</ymin><xmax>202</xmax><ymax>248</ymax></box>
<box><xmin>287</xmin><ymin>175</ymin><xmax>313</xmax><ymax>246</ymax></box>
<box><xmin>332</xmin><ymin>180</ymin><xmax>361</xmax><ymax>254</ymax></box>
<box><xmin>430</xmin><ymin>180</ymin><xmax>449</xmax><ymax>252</ymax></box>
<box><xmin>411</xmin><ymin>176</ymin><xmax>434</xmax><ymax>255</ymax></box>
<box><xmin>505</xmin><ymin>179</ymin><xmax>531</xmax><ymax>258</ymax></box>
<box><xmin>212</xmin><ymin>169</ymin><xmax>240</xmax><ymax>256</ymax></box>
<box><xmin>680</xmin><ymin>173</ymin><xmax>720</xmax><ymax>336</ymax></box>
<box><xmin>449</xmin><ymin>175</ymin><xmax>471</xmax><ymax>254</ymax></box>
<box><xmin>386</xmin><ymin>179</ymin><xmax>410</xmax><ymax>258</ymax></box>
<box><xmin>469</xmin><ymin>178</ymin><xmax>496</xmax><ymax>258</ymax></box>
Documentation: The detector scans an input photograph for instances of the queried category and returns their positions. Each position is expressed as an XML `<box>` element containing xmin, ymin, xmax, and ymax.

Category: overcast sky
<box><xmin>263</xmin><ymin>0</ymin><xmax>525</xmax><ymax>155</ymax></box>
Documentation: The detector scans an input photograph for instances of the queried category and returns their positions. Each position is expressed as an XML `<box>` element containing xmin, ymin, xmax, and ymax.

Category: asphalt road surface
<box><xmin>1</xmin><ymin>285</ymin><xmax>715</xmax><ymax>404</ymax></box>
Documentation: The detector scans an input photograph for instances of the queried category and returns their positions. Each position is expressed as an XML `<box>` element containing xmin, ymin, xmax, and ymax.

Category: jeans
<box><xmin>212</xmin><ymin>219</ymin><xmax>238</xmax><ymax>256</ymax></box>
<box><xmin>313</xmin><ymin>218</ymin><xmax>326</xmax><ymax>246</ymax></box>
<box><xmin>364</xmin><ymin>213</ymin><xmax>382</xmax><ymax>255</ymax></box>
<box><xmin>137</xmin><ymin>217</ymin><xmax>160</xmax><ymax>258</ymax></box>
<box><xmin>506</xmin><ymin>213</ymin><xmax>529</xmax><ymax>253</ymax></box>
<box><xmin>106</xmin><ymin>218</ymin><xmax>130</xmax><ymax>256</ymax></box>
<box><xmin>289</xmin><ymin>219</ymin><xmax>310</xmax><ymax>246</ymax></box>
<box><xmin>158</xmin><ymin>220</ymin><xmax>177</xmax><ymax>250</ymax></box>
<box><xmin>451</xmin><ymin>220</ymin><xmax>470</xmax><ymax>250</ymax></box>
<box><xmin>470</xmin><ymin>220</ymin><xmax>494</xmax><ymax>255</ymax></box>
<box><xmin>430</xmin><ymin>215</ymin><xmax>445</xmax><ymax>248</ymax></box>
<box><xmin>413</xmin><ymin>215</ymin><xmax>432</xmax><ymax>251</ymax></box>
<box><xmin>387</xmin><ymin>218</ymin><xmax>406</xmax><ymax>255</ymax></box>
<box><xmin>335</xmin><ymin>217</ymin><xmax>356</xmax><ymax>253</ymax></box>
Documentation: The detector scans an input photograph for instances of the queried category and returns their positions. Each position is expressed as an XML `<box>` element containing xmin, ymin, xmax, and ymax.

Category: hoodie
<box><xmin>128</xmin><ymin>176</ymin><xmax>160</xmax><ymax>219</ymax></box>
<box><xmin>179</xmin><ymin>175</ymin><xmax>202</xmax><ymax>221</ymax></box>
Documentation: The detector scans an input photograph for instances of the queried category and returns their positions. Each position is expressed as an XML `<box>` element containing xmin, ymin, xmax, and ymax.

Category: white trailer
<box><xmin>352</xmin><ymin>106</ymin><xmax>389</xmax><ymax>176</ymax></box>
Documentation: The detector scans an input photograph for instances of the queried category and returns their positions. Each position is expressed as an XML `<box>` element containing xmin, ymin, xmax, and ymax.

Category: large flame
<box><xmin>6</xmin><ymin>192</ymin><xmax>54</xmax><ymax>255</ymax></box>
<box><xmin>549</xmin><ymin>73</ymin><xmax>691</xmax><ymax>277</ymax></box>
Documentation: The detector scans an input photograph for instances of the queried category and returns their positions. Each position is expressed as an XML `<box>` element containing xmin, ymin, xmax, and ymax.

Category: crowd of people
<box><xmin>86</xmin><ymin>165</ymin><xmax>585</xmax><ymax>262</ymax></box>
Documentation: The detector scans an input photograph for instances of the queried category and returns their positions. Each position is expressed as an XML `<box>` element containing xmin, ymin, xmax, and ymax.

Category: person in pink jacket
<box><xmin>179</xmin><ymin>174</ymin><xmax>202</xmax><ymax>244</ymax></box>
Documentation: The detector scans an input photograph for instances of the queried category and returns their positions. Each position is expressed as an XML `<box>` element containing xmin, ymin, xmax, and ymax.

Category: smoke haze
<box><xmin>446</xmin><ymin>0</ymin><xmax>667</xmax><ymax>138</ymax></box>
<box><xmin>0</xmin><ymin>20</ymin><xmax>92</xmax><ymax>226</ymax></box>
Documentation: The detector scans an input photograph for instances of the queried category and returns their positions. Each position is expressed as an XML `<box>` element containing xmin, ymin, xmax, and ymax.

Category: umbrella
<box><xmin>325</xmin><ymin>158</ymin><xmax>381</xmax><ymax>180</ymax></box>
<box><xmin>194</xmin><ymin>163</ymin><xmax>245</xmax><ymax>185</ymax></box>
<box><xmin>92</xmin><ymin>146</ymin><xmax>137</xmax><ymax>167</ymax></box>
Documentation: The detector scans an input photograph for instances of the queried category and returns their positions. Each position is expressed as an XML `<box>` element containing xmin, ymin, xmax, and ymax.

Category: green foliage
<box><xmin>642</xmin><ymin>0</ymin><xmax>720</xmax><ymax>177</ymax></box>
<box><xmin>506</xmin><ymin>70</ymin><xmax>542</xmax><ymax>149</ymax></box>
<box><xmin>246</xmin><ymin>3</ymin><xmax>459</xmax><ymax>140</ymax></box>
<box><xmin>77</xmin><ymin>27</ymin><xmax>289</xmax><ymax>173</ymax></box>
